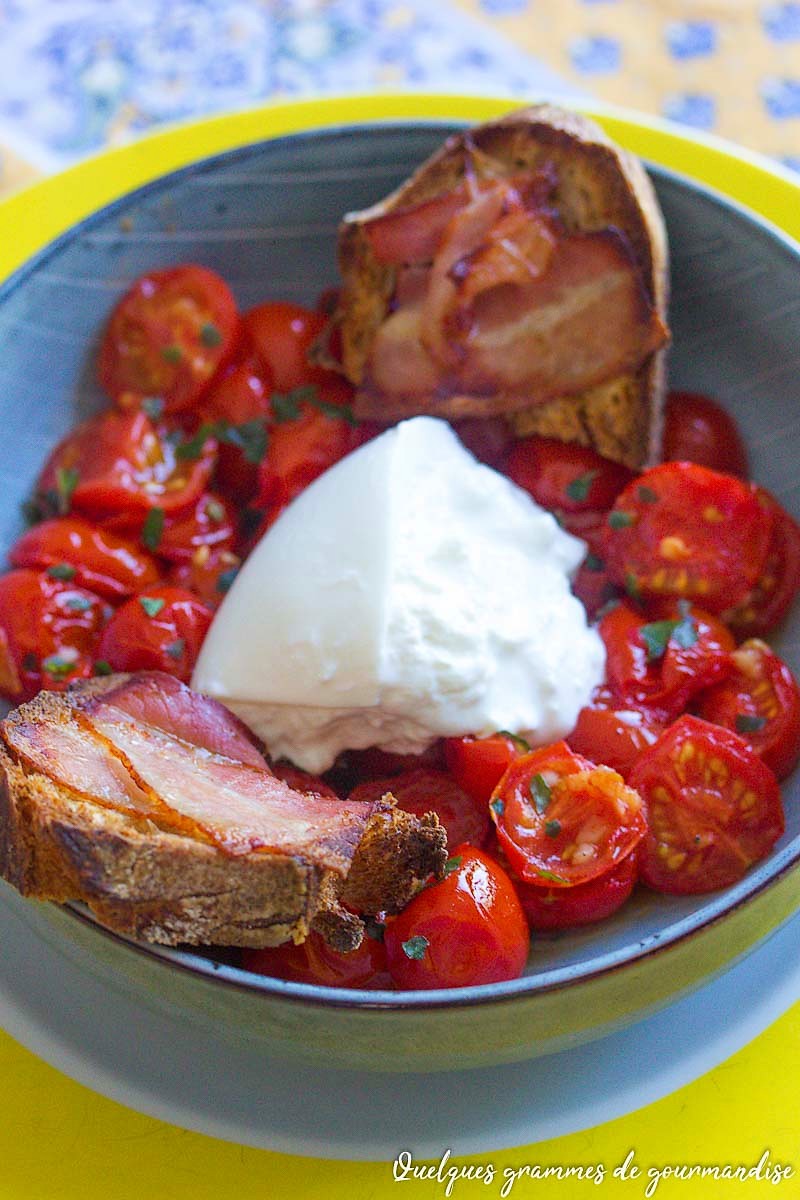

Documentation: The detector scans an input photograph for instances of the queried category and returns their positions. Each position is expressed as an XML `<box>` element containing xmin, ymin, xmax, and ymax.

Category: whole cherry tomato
<box><xmin>629</xmin><ymin>715</ymin><xmax>784</xmax><ymax>894</ymax></box>
<box><xmin>723</xmin><ymin>487</ymin><xmax>800</xmax><ymax>638</ymax></box>
<box><xmin>36</xmin><ymin>410</ymin><xmax>216</xmax><ymax>524</ymax></box>
<box><xmin>8</xmin><ymin>516</ymin><xmax>160</xmax><ymax>601</ymax></box>
<box><xmin>568</xmin><ymin>686</ymin><xmax>665</xmax><ymax>779</ymax></box>
<box><xmin>604</xmin><ymin>462</ymin><xmax>773</xmax><ymax>613</ymax></box>
<box><xmin>242</xmin><ymin>302</ymin><xmax>328</xmax><ymax>391</ymax></box>
<box><xmin>696</xmin><ymin>639</ymin><xmax>800</xmax><ymax>780</ymax></box>
<box><xmin>571</xmin><ymin>551</ymin><xmax>620</xmax><ymax>621</ymax></box>
<box><xmin>384</xmin><ymin>844</ymin><xmax>529</xmax><ymax>990</ymax></box>
<box><xmin>167</xmin><ymin>547</ymin><xmax>240</xmax><ymax>609</ymax></box>
<box><xmin>97</xmin><ymin>585</ymin><xmax>212</xmax><ymax>683</ymax></box>
<box><xmin>270</xmin><ymin>761</ymin><xmax>340</xmax><ymax>801</ymax></box>
<box><xmin>349</xmin><ymin>768</ymin><xmax>491</xmax><ymax>849</ymax></box>
<box><xmin>662</xmin><ymin>391</ymin><xmax>748</xmax><ymax>478</ymax></box>
<box><xmin>511</xmin><ymin>848</ymin><xmax>638</xmax><ymax>932</ymax></box>
<box><xmin>242</xmin><ymin>928</ymin><xmax>391</xmax><ymax>990</ymax></box>
<box><xmin>200</xmin><ymin>348</ymin><xmax>274</xmax><ymax>503</ymax></box>
<box><xmin>598</xmin><ymin>600</ymin><xmax>734</xmax><ymax>720</ymax></box>
<box><xmin>0</xmin><ymin>569</ymin><xmax>111</xmax><ymax>701</ymax></box>
<box><xmin>491</xmin><ymin>742</ymin><xmax>646</xmax><ymax>888</ymax></box>
<box><xmin>99</xmin><ymin>265</ymin><xmax>239</xmax><ymax>414</ymax></box>
<box><xmin>443</xmin><ymin>733</ymin><xmax>525</xmax><ymax>806</ymax></box>
<box><xmin>157</xmin><ymin>492</ymin><xmax>236</xmax><ymax>563</ymax></box>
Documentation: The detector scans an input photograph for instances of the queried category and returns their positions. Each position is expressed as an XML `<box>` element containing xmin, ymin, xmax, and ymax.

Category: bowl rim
<box><xmin>3</xmin><ymin>114</ymin><xmax>800</xmax><ymax>1012</ymax></box>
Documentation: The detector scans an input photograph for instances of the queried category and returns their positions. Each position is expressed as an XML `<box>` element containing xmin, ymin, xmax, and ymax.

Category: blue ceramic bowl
<box><xmin>2</xmin><ymin>118</ymin><xmax>800</xmax><ymax>1071</ymax></box>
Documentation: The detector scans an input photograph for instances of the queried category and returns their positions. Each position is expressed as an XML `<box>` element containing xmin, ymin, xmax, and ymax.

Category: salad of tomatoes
<box><xmin>3</xmin><ymin>260</ymin><xmax>798</xmax><ymax>992</ymax></box>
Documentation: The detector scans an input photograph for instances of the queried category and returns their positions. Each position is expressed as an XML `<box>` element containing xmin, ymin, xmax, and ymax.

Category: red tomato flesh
<box><xmin>8</xmin><ymin>516</ymin><xmax>160</xmax><ymax>601</ymax></box>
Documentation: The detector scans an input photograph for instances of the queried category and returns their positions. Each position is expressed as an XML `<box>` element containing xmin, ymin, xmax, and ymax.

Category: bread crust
<box><xmin>336</xmin><ymin>104</ymin><xmax>669</xmax><ymax>468</ymax></box>
<box><xmin>0</xmin><ymin>685</ymin><xmax>446</xmax><ymax>949</ymax></box>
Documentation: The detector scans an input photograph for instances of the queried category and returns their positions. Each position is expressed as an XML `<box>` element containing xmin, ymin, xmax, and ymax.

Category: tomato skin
<box><xmin>512</xmin><ymin>849</ymin><xmax>638</xmax><ymax>931</ymax></box>
<box><xmin>201</xmin><ymin>349</ymin><xmax>273</xmax><ymax>503</ymax></box>
<box><xmin>662</xmin><ymin>391</ymin><xmax>748</xmax><ymax>478</ymax></box>
<box><xmin>506</xmin><ymin>436</ymin><xmax>634</xmax><ymax>517</ymax></box>
<box><xmin>604</xmin><ymin>462</ymin><xmax>773</xmax><ymax>613</ymax></box>
<box><xmin>599</xmin><ymin>600</ymin><xmax>734</xmax><ymax>721</ymax></box>
<box><xmin>157</xmin><ymin>492</ymin><xmax>236</xmax><ymax>563</ymax></box>
<box><xmin>8</xmin><ymin>516</ymin><xmax>160</xmax><ymax>601</ymax></box>
<box><xmin>270</xmin><ymin>761</ymin><xmax>340</xmax><ymax>801</ymax></box>
<box><xmin>443</xmin><ymin>733</ymin><xmax>523</xmax><ymax>806</ymax></box>
<box><xmin>99</xmin><ymin>265</ymin><xmax>239</xmax><ymax>414</ymax></box>
<box><xmin>349</xmin><ymin>768</ymin><xmax>491</xmax><ymax>849</ymax></box>
<box><xmin>568</xmin><ymin>687</ymin><xmax>665</xmax><ymax>779</ymax></box>
<box><xmin>384</xmin><ymin>845</ymin><xmax>529</xmax><ymax>990</ymax></box>
<box><xmin>571</xmin><ymin>552</ymin><xmax>620</xmax><ymax>621</ymax></box>
<box><xmin>696</xmin><ymin>640</ymin><xmax>800</xmax><ymax>781</ymax></box>
<box><xmin>242</xmin><ymin>929</ymin><xmax>391</xmax><ymax>990</ymax></box>
<box><xmin>491</xmin><ymin>742</ymin><xmax>647</xmax><ymax>888</ymax></box>
<box><xmin>0</xmin><ymin>569</ymin><xmax>111</xmax><ymax>701</ymax></box>
<box><xmin>37</xmin><ymin>410</ymin><xmax>216</xmax><ymax>523</ymax></box>
<box><xmin>166</xmin><ymin>547</ymin><xmax>240</xmax><ymax>609</ymax></box>
<box><xmin>96</xmin><ymin>585</ymin><xmax>212</xmax><ymax>683</ymax></box>
<box><xmin>629</xmin><ymin>715</ymin><xmax>784</xmax><ymax>895</ymax></box>
<box><xmin>723</xmin><ymin>488</ymin><xmax>800</xmax><ymax>638</ymax></box>
<box><xmin>242</xmin><ymin>302</ymin><xmax>328</xmax><ymax>391</ymax></box>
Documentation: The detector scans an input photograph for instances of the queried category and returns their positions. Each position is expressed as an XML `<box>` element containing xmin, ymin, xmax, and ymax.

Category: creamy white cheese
<box><xmin>192</xmin><ymin>416</ymin><xmax>605</xmax><ymax>772</ymax></box>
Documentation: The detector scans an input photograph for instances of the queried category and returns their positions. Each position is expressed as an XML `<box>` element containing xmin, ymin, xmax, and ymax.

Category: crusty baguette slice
<box><xmin>0</xmin><ymin>678</ymin><xmax>446</xmax><ymax>950</ymax></box>
<box><xmin>336</xmin><ymin>103</ymin><xmax>669</xmax><ymax>468</ymax></box>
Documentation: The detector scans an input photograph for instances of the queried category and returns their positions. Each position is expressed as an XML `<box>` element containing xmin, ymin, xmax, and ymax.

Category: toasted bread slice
<box><xmin>336</xmin><ymin>104</ymin><xmax>669</xmax><ymax>468</ymax></box>
<box><xmin>0</xmin><ymin>678</ymin><xmax>446</xmax><ymax>949</ymax></box>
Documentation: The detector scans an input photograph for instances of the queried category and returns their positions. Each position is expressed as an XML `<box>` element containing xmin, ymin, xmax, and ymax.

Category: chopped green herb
<box><xmin>223</xmin><ymin>418</ymin><xmax>269</xmax><ymax>465</ymax></box>
<box><xmin>165</xmin><ymin>638</ymin><xmax>185</xmax><ymax>661</ymax></box>
<box><xmin>42</xmin><ymin>655</ymin><xmax>76</xmax><ymax>678</ymax></box>
<box><xmin>174</xmin><ymin>422</ymin><xmax>218</xmax><ymax>461</ymax></box>
<box><xmin>93</xmin><ymin>660</ymin><xmax>113</xmax><ymax>677</ymax></box>
<box><xmin>640</xmin><ymin>610</ymin><xmax>698</xmax><ymax>662</ymax></box>
<box><xmin>64</xmin><ymin>596</ymin><xmax>92</xmax><ymax>613</ymax></box>
<box><xmin>490</xmin><ymin>797</ymin><xmax>505</xmax><ymax>817</ymax></box>
<box><xmin>529</xmin><ymin>773</ymin><xmax>552</xmax><ymax>815</ymax></box>
<box><xmin>544</xmin><ymin>819</ymin><xmax>562</xmax><ymax>839</ymax></box>
<box><xmin>401</xmin><ymin>935</ymin><xmax>429</xmax><ymax>961</ymax></box>
<box><xmin>537</xmin><ymin>868</ymin><xmax>569</xmax><ymax>884</ymax></box>
<box><xmin>624</xmin><ymin>573</ymin><xmax>642</xmax><ymax>603</ymax></box>
<box><xmin>736</xmin><ymin>713</ymin><xmax>767</xmax><ymax>734</ymax></box>
<box><xmin>199</xmin><ymin>322</ymin><xmax>222</xmax><ymax>347</ymax></box>
<box><xmin>272</xmin><ymin>384</ymin><xmax>358</xmax><ymax>428</ymax></box>
<box><xmin>139</xmin><ymin>596</ymin><xmax>166</xmax><ymax>618</ymax></box>
<box><xmin>47</xmin><ymin>563</ymin><xmax>76</xmax><ymax>581</ymax></box>
<box><xmin>442</xmin><ymin>855</ymin><xmax>463</xmax><ymax>879</ymax></box>
<box><xmin>21</xmin><ymin>497</ymin><xmax>44</xmax><ymax>526</ymax></box>
<box><xmin>55</xmin><ymin>467</ymin><xmax>80</xmax><ymax>514</ymax></box>
<box><xmin>141</xmin><ymin>396</ymin><xmax>165</xmax><ymax>420</ymax></box>
<box><xmin>216</xmin><ymin>566</ymin><xmax>239</xmax><ymax>594</ymax></box>
<box><xmin>637</xmin><ymin>484</ymin><xmax>659</xmax><ymax>504</ymax></box>
<box><xmin>142</xmin><ymin>507</ymin><xmax>164</xmax><ymax>551</ymax></box>
<box><xmin>608</xmin><ymin>510</ymin><xmax>637</xmax><ymax>530</ymax></box>
<box><xmin>496</xmin><ymin>730</ymin><xmax>531</xmax><ymax>752</ymax></box>
<box><xmin>584</xmin><ymin>553</ymin><xmax>605</xmax><ymax>573</ymax></box>
<box><xmin>565</xmin><ymin>470</ymin><xmax>598</xmax><ymax>503</ymax></box>
<box><xmin>204</xmin><ymin>498</ymin><xmax>226</xmax><ymax>524</ymax></box>
<box><xmin>364</xmin><ymin>917</ymin><xmax>385</xmax><ymax>943</ymax></box>
<box><xmin>22</xmin><ymin>652</ymin><xmax>38</xmax><ymax>672</ymax></box>
<box><xmin>161</xmin><ymin>344</ymin><xmax>183</xmax><ymax>365</ymax></box>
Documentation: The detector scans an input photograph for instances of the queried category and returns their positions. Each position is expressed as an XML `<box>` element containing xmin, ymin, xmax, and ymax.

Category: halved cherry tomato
<box><xmin>384</xmin><ymin>844</ymin><xmax>529</xmax><ymax>990</ymax></box>
<box><xmin>599</xmin><ymin>600</ymin><xmax>734</xmax><ymax>720</ymax></box>
<box><xmin>157</xmin><ymin>492</ymin><xmax>236</xmax><ymax>563</ymax></box>
<box><xmin>36</xmin><ymin>410</ymin><xmax>216</xmax><ymax>523</ymax></box>
<box><xmin>0</xmin><ymin>569</ymin><xmax>111</xmax><ymax>701</ymax></box>
<box><xmin>271</xmin><ymin>761</ymin><xmax>340</xmax><ymax>801</ymax></box>
<box><xmin>8</xmin><ymin>516</ymin><xmax>160</xmax><ymax>601</ymax></box>
<box><xmin>604</xmin><ymin>462</ymin><xmax>773</xmax><ymax>613</ymax></box>
<box><xmin>568</xmin><ymin>686</ymin><xmax>665</xmax><ymax>779</ymax></box>
<box><xmin>99</xmin><ymin>265</ymin><xmax>239</xmax><ymax>414</ymax></box>
<box><xmin>97</xmin><ymin>585</ymin><xmax>212</xmax><ymax>683</ymax></box>
<box><xmin>723</xmin><ymin>488</ymin><xmax>800</xmax><ymax>637</ymax></box>
<box><xmin>662</xmin><ymin>391</ymin><xmax>748</xmax><ymax>478</ymax></box>
<box><xmin>511</xmin><ymin>848</ymin><xmax>638</xmax><ymax>931</ymax></box>
<box><xmin>167</xmin><ymin>547</ymin><xmax>240</xmax><ymax>609</ymax></box>
<box><xmin>696</xmin><ymin>640</ymin><xmax>800</xmax><ymax>780</ymax></box>
<box><xmin>491</xmin><ymin>742</ymin><xmax>646</xmax><ymax>888</ymax></box>
<box><xmin>242</xmin><ymin>928</ymin><xmax>391</xmax><ymax>990</ymax></box>
<box><xmin>443</xmin><ymin>733</ymin><xmax>524</xmax><ymax>806</ymax></box>
<box><xmin>200</xmin><ymin>349</ymin><xmax>273</xmax><ymax>503</ymax></box>
<box><xmin>629</xmin><ymin>715</ymin><xmax>784</xmax><ymax>894</ymax></box>
<box><xmin>349</xmin><ymin>768</ymin><xmax>490</xmax><ymax>849</ymax></box>
<box><xmin>242</xmin><ymin>302</ymin><xmax>328</xmax><ymax>392</ymax></box>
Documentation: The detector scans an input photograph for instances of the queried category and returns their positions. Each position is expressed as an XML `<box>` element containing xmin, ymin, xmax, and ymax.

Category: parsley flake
<box><xmin>42</xmin><ymin>655</ymin><xmax>76</xmax><ymax>678</ymax></box>
<box><xmin>545</xmin><ymin>819</ymin><xmax>562</xmax><ymax>839</ymax></box>
<box><xmin>637</xmin><ymin>484</ymin><xmax>659</xmax><ymax>504</ymax></box>
<box><xmin>55</xmin><ymin>467</ymin><xmax>80</xmax><ymax>514</ymax></box>
<box><xmin>272</xmin><ymin>384</ymin><xmax>358</xmax><ymax>427</ymax></box>
<box><xmin>608</xmin><ymin>510</ymin><xmax>636</xmax><ymax>531</ymax></box>
<box><xmin>364</xmin><ymin>918</ymin><xmax>385</xmax><ymax>943</ymax></box>
<box><xmin>490</xmin><ymin>797</ymin><xmax>505</xmax><ymax>817</ymax></box>
<box><xmin>161</xmin><ymin>344</ymin><xmax>183</xmax><ymax>365</ymax></box>
<box><xmin>141</xmin><ymin>396</ymin><xmax>165</xmax><ymax>420</ymax></box>
<box><xmin>584</xmin><ymin>553</ymin><xmax>605</xmax><ymax>573</ymax></box>
<box><xmin>640</xmin><ymin>609</ymin><xmax>698</xmax><ymax>662</ymax></box>
<box><xmin>93</xmin><ymin>660</ymin><xmax>113</xmax><ymax>677</ymax></box>
<box><xmin>536</xmin><ymin>868</ymin><xmax>569</xmax><ymax>884</ymax></box>
<box><xmin>47</xmin><ymin>563</ymin><xmax>76</xmax><ymax>581</ymax></box>
<box><xmin>401</xmin><ymin>935</ymin><xmax>429</xmax><ymax>961</ymax></box>
<box><xmin>442</xmin><ymin>855</ymin><xmax>463</xmax><ymax>879</ymax></box>
<box><xmin>199</xmin><ymin>322</ymin><xmax>222</xmax><ymax>348</ymax></box>
<box><xmin>529</xmin><ymin>773</ymin><xmax>552</xmax><ymax>815</ymax></box>
<box><xmin>139</xmin><ymin>596</ymin><xmax>165</xmax><ymax>618</ymax></box>
<box><xmin>736</xmin><ymin>713</ymin><xmax>767</xmax><ymax>734</ymax></box>
<box><xmin>142</xmin><ymin>507</ymin><xmax>165</xmax><ymax>551</ymax></box>
<box><xmin>565</xmin><ymin>470</ymin><xmax>598</xmax><ymax>503</ymax></box>
<box><xmin>64</xmin><ymin>596</ymin><xmax>92</xmax><ymax>613</ymax></box>
<box><xmin>496</xmin><ymin>730</ymin><xmax>531</xmax><ymax>752</ymax></box>
<box><xmin>165</xmin><ymin>638</ymin><xmax>185</xmax><ymax>661</ymax></box>
<box><xmin>216</xmin><ymin>566</ymin><xmax>239</xmax><ymax>594</ymax></box>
